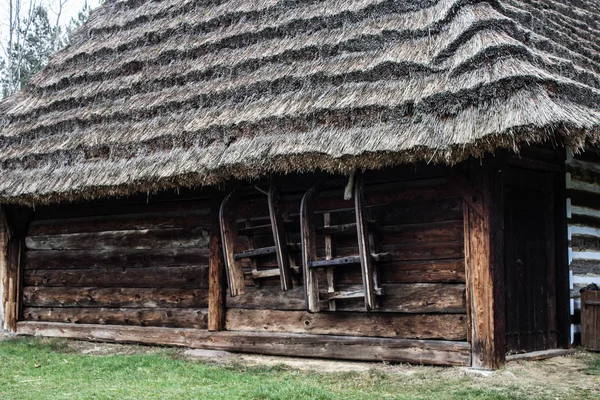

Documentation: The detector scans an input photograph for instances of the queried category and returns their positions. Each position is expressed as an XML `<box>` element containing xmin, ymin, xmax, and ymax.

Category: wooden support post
<box><xmin>0</xmin><ymin>208</ymin><xmax>9</xmax><ymax>331</ymax></box>
<box><xmin>219</xmin><ymin>189</ymin><xmax>246</xmax><ymax>296</ymax></box>
<box><xmin>300</xmin><ymin>184</ymin><xmax>320</xmax><ymax>312</ymax></box>
<box><xmin>463</xmin><ymin>160</ymin><xmax>506</xmax><ymax>369</ymax></box>
<box><xmin>324</xmin><ymin>213</ymin><xmax>336</xmax><ymax>311</ymax></box>
<box><xmin>354</xmin><ymin>175</ymin><xmax>376</xmax><ymax>311</ymax></box>
<box><xmin>1</xmin><ymin>206</ymin><xmax>28</xmax><ymax>333</ymax></box>
<box><xmin>208</xmin><ymin>198</ymin><xmax>226</xmax><ymax>332</ymax></box>
<box><xmin>268</xmin><ymin>181</ymin><xmax>293</xmax><ymax>291</ymax></box>
<box><xmin>554</xmin><ymin>149</ymin><xmax>570</xmax><ymax>349</ymax></box>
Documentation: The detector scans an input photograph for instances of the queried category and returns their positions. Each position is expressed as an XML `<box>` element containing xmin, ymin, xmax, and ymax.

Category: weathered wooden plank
<box><xmin>334</xmin><ymin>283</ymin><xmax>466</xmax><ymax>313</ymax></box>
<box><xmin>1</xmin><ymin>210</ymin><xmax>14</xmax><ymax>331</ymax></box>
<box><xmin>225</xmin><ymin>308</ymin><xmax>467</xmax><ymax>340</ymax></box>
<box><xmin>226</xmin><ymin>284</ymin><xmax>465</xmax><ymax>313</ymax></box>
<box><xmin>219</xmin><ymin>189</ymin><xmax>246</xmax><ymax>296</ymax></box>
<box><xmin>26</xmin><ymin>227</ymin><xmax>210</xmax><ymax>251</ymax></box>
<box><xmin>17</xmin><ymin>321</ymin><xmax>472</xmax><ymax>366</ymax></box>
<box><xmin>23</xmin><ymin>266</ymin><xmax>208</xmax><ymax>288</ymax></box>
<box><xmin>355</xmin><ymin>175</ymin><xmax>376</xmax><ymax>311</ymax></box>
<box><xmin>208</xmin><ymin>199</ymin><xmax>226</xmax><ymax>331</ymax></box>
<box><xmin>331</xmin><ymin>241</ymin><xmax>464</xmax><ymax>261</ymax></box>
<box><xmin>567</xmin><ymin>189</ymin><xmax>600</xmax><ymax>209</ymax></box>
<box><xmin>377</xmin><ymin>220</ymin><xmax>464</xmax><ymax>245</ymax></box>
<box><xmin>24</xmin><ymin>248</ymin><xmax>208</xmax><ymax>270</ymax></box>
<box><xmin>234</xmin><ymin>246</ymin><xmax>277</xmax><ymax>260</ymax></box>
<box><xmin>23</xmin><ymin>307</ymin><xmax>207</xmax><ymax>329</ymax></box>
<box><xmin>3</xmin><ymin>239</ymin><xmax>23</xmax><ymax>333</ymax></box>
<box><xmin>22</xmin><ymin>287</ymin><xmax>208</xmax><ymax>308</ymax></box>
<box><xmin>324</xmin><ymin>213</ymin><xmax>336</xmax><ymax>311</ymax></box>
<box><xmin>33</xmin><ymin>199</ymin><xmax>212</xmax><ymax>221</ymax></box>
<box><xmin>370</xmin><ymin>197</ymin><xmax>463</xmax><ymax>225</ymax></box>
<box><xmin>335</xmin><ymin>259</ymin><xmax>466</xmax><ymax>284</ymax></box>
<box><xmin>268</xmin><ymin>182</ymin><xmax>293</xmax><ymax>291</ymax></box>
<box><xmin>27</xmin><ymin>210</ymin><xmax>211</xmax><ymax>236</ymax></box>
<box><xmin>571</xmin><ymin>235</ymin><xmax>600</xmax><ymax>252</ymax></box>
<box><xmin>464</xmin><ymin>160</ymin><xmax>505</xmax><ymax>370</ymax></box>
<box><xmin>301</xmin><ymin>184</ymin><xmax>320</xmax><ymax>312</ymax></box>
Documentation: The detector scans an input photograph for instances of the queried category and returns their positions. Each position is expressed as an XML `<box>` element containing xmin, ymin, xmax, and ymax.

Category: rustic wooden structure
<box><xmin>0</xmin><ymin>0</ymin><xmax>597</xmax><ymax>369</ymax></box>
<box><xmin>581</xmin><ymin>290</ymin><xmax>600</xmax><ymax>351</ymax></box>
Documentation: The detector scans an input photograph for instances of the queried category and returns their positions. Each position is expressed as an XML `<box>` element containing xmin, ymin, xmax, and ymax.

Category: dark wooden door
<box><xmin>504</xmin><ymin>167</ymin><xmax>558</xmax><ymax>353</ymax></box>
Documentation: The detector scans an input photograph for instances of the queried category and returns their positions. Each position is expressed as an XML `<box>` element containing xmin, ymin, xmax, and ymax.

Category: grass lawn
<box><xmin>0</xmin><ymin>336</ymin><xmax>599</xmax><ymax>400</ymax></box>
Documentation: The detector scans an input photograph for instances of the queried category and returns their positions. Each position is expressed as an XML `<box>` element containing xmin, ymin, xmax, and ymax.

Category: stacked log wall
<box><xmin>225</xmin><ymin>166</ymin><xmax>468</xmax><ymax>342</ymax></box>
<box><xmin>21</xmin><ymin>192</ymin><xmax>212</xmax><ymax>329</ymax></box>
<box><xmin>567</xmin><ymin>148</ymin><xmax>600</xmax><ymax>343</ymax></box>
<box><xmin>16</xmin><ymin>167</ymin><xmax>469</xmax><ymax>364</ymax></box>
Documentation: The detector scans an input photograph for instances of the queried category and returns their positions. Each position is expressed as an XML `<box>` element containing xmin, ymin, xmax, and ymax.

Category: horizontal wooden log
<box><xmin>225</xmin><ymin>309</ymin><xmax>467</xmax><ymax>340</ymax></box>
<box><xmin>26</xmin><ymin>227</ymin><xmax>209</xmax><ymax>251</ymax></box>
<box><xmin>567</xmin><ymin>189</ymin><xmax>600</xmax><ymax>209</ymax></box>
<box><xmin>378</xmin><ymin>220</ymin><xmax>463</xmax><ymax>246</ymax></box>
<box><xmin>226</xmin><ymin>286</ymin><xmax>308</xmax><ymax>310</ymax></box>
<box><xmin>332</xmin><ymin>242</ymin><xmax>464</xmax><ymax>262</ymax></box>
<box><xmin>337</xmin><ymin>283</ymin><xmax>465</xmax><ymax>313</ymax></box>
<box><xmin>34</xmin><ymin>198</ymin><xmax>212</xmax><ymax>221</ymax></box>
<box><xmin>24</xmin><ymin>248</ymin><xmax>208</xmax><ymax>270</ymax></box>
<box><xmin>370</xmin><ymin>198</ymin><xmax>463</xmax><ymax>225</ymax></box>
<box><xmin>236</xmin><ymin>183</ymin><xmax>458</xmax><ymax>220</ymax></box>
<box><xmin>226</xmin><ymin>284</ymin><xmax>465</xmax><ymax>313</ymax></box>
<box><xmin>24</xmin><ymin>266</ymin><xmax>208</xmax><ymax>288</ymax></box>
<box><xmin>570</xmin><ymin>259</ymin><xmax>600</xmax><ymax>275</ymax></box>
<box><xmin>23</xmin><ymin>308</ymin><xmax>207</xmax><ymax>329</ymax></box>
<box><xmin>319</xmin><ymin>220</ymin><xmax>463</xmax><ymax>250</ymax></box>
<box><xmin>570</xmin><ymin>214</ymin><xmax>600</xmax><ymax>230</ymax></box>
<box><xmin>374</xmin><ymin>259</ymin><xmax>466</xmax><ymax>283</ymax></box>
<box><xmin>243</xmin><ymin>258</ymin><xmax>466</xmax><ymax>285</ymax></box>
<box><xmin>568</xmin><ymin>164</ymin><xmax>600</xmax><ymax>187</ymax></box>
<box><xmin>23</xmin><ymin>287</ymin><xmax>208</xmax><ymax>308</ymax></box>
<box><xmin>571</xmin><ymin>234</ymin><xmax>600</xmax><ymax>252</ymax></box>
<box><xmin>16</xmin><ymin>321</ymin><xmax>471</xmax><ymax>366</ymax></box>
<box><xmin>28</xmin><ymin>210</ymin><xmax>211</xmax><ymax>236</ymax></box>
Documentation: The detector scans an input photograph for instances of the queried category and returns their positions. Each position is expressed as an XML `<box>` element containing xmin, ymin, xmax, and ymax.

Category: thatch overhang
<box><xmin>1</xmin><ymin>0</ymin><xmax>600</xmax><ymax>205</ymax></box>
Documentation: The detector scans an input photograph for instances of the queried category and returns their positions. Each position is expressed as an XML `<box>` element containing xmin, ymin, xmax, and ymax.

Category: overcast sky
<box><xmin>0</xmin><ymin>0</ymin><xmax>101</xmax><ymax>45</ymax></box>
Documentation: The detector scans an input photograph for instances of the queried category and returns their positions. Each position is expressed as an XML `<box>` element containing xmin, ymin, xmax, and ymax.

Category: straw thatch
<box><xmin>1</xmin><ymin>0</ymin><xmax>600</xmax><ymax>204</ymax></box>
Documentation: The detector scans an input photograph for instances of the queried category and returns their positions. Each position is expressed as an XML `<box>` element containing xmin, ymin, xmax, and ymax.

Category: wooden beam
<box><xmin>268</xmin><ymin>180</ymin><xmax>293</xmax><ymax>291</ymax></box>
<box><xmin>17</xmin><ymin>321</ymin><xmax>471</xmax><ymax>366</ymax></box>
<box><xmin>219</xmin><ymin>189</ymin><xmax>246</xmax><ymax>296</ymax></box>
<box><xmin>300</xmin><ymin>184</ymin><xmax>320</xmax><ymax>312</ymax></box>
<box><xmin>354</xmin><ymin>174</ymin><xmax>376</xmax><ymax>310</ymax></box>
<box><xmin>208</xmin><ymin>198</ymin><xmax>226</xmax><ymax>331</ymax></box>
<box><xmin>226</xmin><ymin>308</ymin><xmax>467</xmax><ymax>340</ymax></box>
<box><xmin>0</xmin><ymin>207</ymin><xmax>10</xmax><ymax>331</ymax></box>
<box><xmin>448</xmin><ymin>171</ymin><xmax>484</xmax><ymax>217</ymax></box>
<box><xmin>553</xmin><ymin>150</ymin><xmax>571</xmax><ymax>349</ymax></box>
<box><xmin>1</xmin><ymin>206</ymin><xmax>28</xmax><ymax>333</ymax></box>
<box><xmin>463</xmin><ymin>160</ymin><xmax>506</xmax><ymax>369</ymax></box>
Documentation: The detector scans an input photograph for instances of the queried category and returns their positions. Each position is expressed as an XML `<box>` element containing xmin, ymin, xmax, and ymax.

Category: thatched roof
<box><xmin>1</xmin><ymin>0</ymin><xmax>600</xmax><ymax>204</ymax></box>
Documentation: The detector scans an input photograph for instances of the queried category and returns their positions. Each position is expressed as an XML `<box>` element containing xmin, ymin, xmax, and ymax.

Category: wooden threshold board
<box><xmin>505</xmin><ymin>349</ymin><xmax>574</xmax><ymax>362</ymax></box>
<box><xmin>17</xmin><ymin>321</ymin><xmax>471</xmax><ymax>366</ymax></box>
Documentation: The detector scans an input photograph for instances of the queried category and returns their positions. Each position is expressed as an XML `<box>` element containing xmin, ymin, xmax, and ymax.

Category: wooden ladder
<box><xmin>300</xmin><ymin>174</ymin><xmax>385</xmax><ymax>312</ymax></box>
<box><xmin>220</xmin><ymin>180</ymin><xmax>296</xmax><ymax>296</ymax></box>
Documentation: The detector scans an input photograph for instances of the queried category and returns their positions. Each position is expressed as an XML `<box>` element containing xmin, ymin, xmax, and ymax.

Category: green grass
<box><xmin>0</xmin><ymin>337</ymin><xmax>598</xmax><ymax>400</ymax></box>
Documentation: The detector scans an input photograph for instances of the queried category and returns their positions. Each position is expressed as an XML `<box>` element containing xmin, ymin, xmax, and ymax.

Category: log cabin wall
<box><xmin>224</xmin><ymin>166</ymin><xmax>469</xmax><ymax>345</ymax></box>
<box><xmin>20</xmin><ymin>192</ymin><xmax>213</xmax><ymax>330</ymax></box>
<box><xmin>567</xmin><ymin>148</ymin><xmax>600</xmax><ymax>344</ymax></box>
<box><xmin>14</xmin><ymin>165</ymin><xmax>471</xmax><ymax>366</ymax></box>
